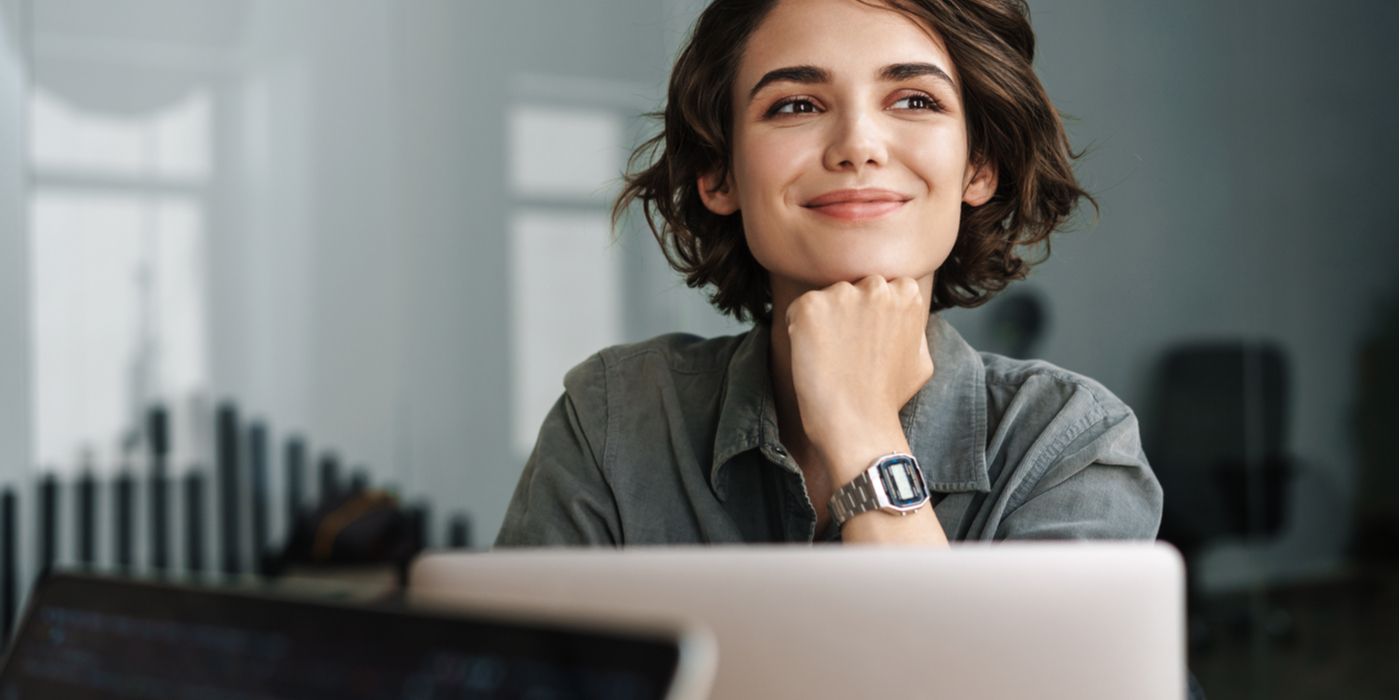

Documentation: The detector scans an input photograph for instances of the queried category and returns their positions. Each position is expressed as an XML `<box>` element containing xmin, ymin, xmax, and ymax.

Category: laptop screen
<box><xmin>0</xmin><ymin>573</ymin><xmax>683</xmax><ymax>699</ymax></box>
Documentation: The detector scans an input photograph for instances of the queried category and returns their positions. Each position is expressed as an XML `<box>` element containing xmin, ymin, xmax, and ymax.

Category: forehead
<box><xmin>737</xmin><ymin>0</ymin><xmax>958</xmax><ymax>90</ymax></box>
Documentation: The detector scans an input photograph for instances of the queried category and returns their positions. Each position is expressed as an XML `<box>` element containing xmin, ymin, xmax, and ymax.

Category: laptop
<box><xmin>0</xmin><ymin>571</ymin><xmax>715</xmax><ymax>699</ymax></box>
<box><xmin>410</xmin><ymin>543</ymin><xmax>1186</xmax><ymax>700</ymax></box>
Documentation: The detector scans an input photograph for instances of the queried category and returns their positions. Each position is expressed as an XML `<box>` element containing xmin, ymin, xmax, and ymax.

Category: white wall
<box><xmin>0</xmin><ymin>0</ymin><xmax>37</xmax><ymax>606</ymax></box>
<box><xmin>0</xmin><ymin>0</ymin><xmax>30</xmax><ymax>488</ymax></box>
<box><xmin>219</xmin><ymin>0</ymin><xmax>734</xmax><ymax>543</ymax></box>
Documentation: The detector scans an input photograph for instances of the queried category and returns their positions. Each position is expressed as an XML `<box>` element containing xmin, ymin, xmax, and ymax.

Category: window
<box><xmin>29</xmin><ymin>84</ymin><xmax>212</xmax><ymax>473</ymax></box>
<box><xmin>507</xmin><ymin>97</ymin><xmax>629</xmax><ymax>459</ymax></box>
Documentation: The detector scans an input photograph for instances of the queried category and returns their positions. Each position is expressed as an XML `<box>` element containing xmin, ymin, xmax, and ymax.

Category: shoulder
<box><xmin>972</xmin><ymin>354</ymin><xmax>1162</xmax><ymax>540</ymax></box>
<box><xmin>977</xmin><ymin>352</ymin><xmax>1150</xmax><ymax>489</ymax></box>
<box><xmin>555</xmin><ymin>330</ymin><xmax>750</xmax><ymax>486</ymax></box>
<box><xmin>979</xmin><ymin>351</ymin><xmax>1134</xmax><ymax>424</ymax></box>
<box><xmin>978</xmin><ymin>351</ymin><xmax>1157</xmax><ymax>502</ymax></box>
<box><xmin>564</xmin><ymin>331</ymin><xmax>748</xmax><ymax>394</ymax></box>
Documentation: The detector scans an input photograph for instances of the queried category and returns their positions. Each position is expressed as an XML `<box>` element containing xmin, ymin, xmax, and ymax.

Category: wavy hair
<box><xmin>613</xmin><ymin>0</ymin><xmax>1096</xmax><ymax>323</ymax></box>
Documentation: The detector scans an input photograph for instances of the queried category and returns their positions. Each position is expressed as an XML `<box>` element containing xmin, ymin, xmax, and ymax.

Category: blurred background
<box><xmin>0</xmin><ymin>0</ymin><xmax>1393</xmax><ymax>697</ymax></box>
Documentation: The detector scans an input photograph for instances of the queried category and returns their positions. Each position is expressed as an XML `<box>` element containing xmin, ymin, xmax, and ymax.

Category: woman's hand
<box><xmin>785</xmin><ymin>275</ymin><xmax>934</xmax><ymax>482</ymax></box>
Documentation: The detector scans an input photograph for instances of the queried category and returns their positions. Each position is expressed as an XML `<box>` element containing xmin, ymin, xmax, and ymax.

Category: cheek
<box><xmin>737</xmin><ymin>206</ymin><xmax>786</xmax><ymax>275</ymax></box>
<box><xmin>731</xmin><ymin>133</ymin><xmax>811</xmax><ymax>270</ymax></box>
<box><xmin>732</xmin><ymin>131</ymin><xmax>810</xmax><ymax>211</ymax></box>
<box><xmin>903</xmin><ymin>132</ymin><xmax>970</xmax><ymax>197</ymax></box>
<box><xmin>897</xmin><ymin>132</ymin><xmax>969</xmax><ymax>263</ymax></box>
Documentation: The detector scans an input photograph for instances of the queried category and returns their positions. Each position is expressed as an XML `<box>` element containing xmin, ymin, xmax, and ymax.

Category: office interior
<box><xmin>0</xmin><ymin>0</ymin><xmax>1394</xmax><ymax>698</ymax></box>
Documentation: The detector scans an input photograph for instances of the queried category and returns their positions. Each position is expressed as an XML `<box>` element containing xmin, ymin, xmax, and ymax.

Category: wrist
<box><xmin>808</xmin><ymin>419</ymin><xmax>910</xmax><ymax>485</ymax></box>
<box><xmin>826</xmin><ymin>452</ymin><xmax>932</xmax><ymax>531</ymax></box>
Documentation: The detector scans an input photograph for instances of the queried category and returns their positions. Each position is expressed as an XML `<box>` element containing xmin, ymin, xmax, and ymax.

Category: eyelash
<box><xmin>763</xmin><ymin>92</ymin><xmax>946</xmax><ymax>119</ymax></box>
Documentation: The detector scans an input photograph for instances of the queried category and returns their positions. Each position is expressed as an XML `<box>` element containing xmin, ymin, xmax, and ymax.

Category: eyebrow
<box><xmin>746</xmin><ymin>62</ymin><xmax>956</xmax><ymax>102</ymax></box>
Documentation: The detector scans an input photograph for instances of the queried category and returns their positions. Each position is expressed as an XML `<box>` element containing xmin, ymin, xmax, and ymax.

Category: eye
<box><xmin>765</xmin><ymin>97</ymin><xmax>821</xmax><ymax>118</ymax></box>
<box><xmin>890</xmin><ymin>93</ymin><xmax>944</xmax><ymax>112</ymax></box>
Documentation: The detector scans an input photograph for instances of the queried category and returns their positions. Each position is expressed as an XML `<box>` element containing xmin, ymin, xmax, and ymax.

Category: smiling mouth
<box><xmin>806</xmin><ymin>198</ymin><xmax>912</xmax><ymax>219</ymax></box>
<box><xmin>802</xmin><ymin>189</ymin><xmax>912</xmax><ymax>222</ymax></box>
<box><xmin>804</xmin><ymin>200</ymin><xmax>907</xmax><ymax>221</ymax></box>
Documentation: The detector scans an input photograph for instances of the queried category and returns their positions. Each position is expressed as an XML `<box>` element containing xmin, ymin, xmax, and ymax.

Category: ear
<box><xmin>961</xmin><ymin>157</ymin><xmax>998</xmax><ymax>207</ymax></box>
<box><xmin>697</xmin><ymin>168</ymin><xmax>740</xmax><ymax>216</ymax></box>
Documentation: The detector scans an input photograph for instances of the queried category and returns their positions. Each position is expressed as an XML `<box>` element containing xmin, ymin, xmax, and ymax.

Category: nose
<box><xmin>822</xmin><ymin>109</ymin><xmax>888</xmax><ymax>174</ymax></box>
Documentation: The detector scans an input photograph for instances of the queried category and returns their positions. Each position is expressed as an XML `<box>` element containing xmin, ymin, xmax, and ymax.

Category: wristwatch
<box><xmin>828</xmin><ymin>453</ymin><xmax>930</xmax><ymax>527</ymax></box>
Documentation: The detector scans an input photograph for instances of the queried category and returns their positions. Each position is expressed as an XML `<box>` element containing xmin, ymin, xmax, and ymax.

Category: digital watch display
<box><xmin>875</xmin><ymin>454</ymin><xmax>927</xmax><ymax>508</ymax></box>
<box><xmin>828</xmin><ymin>453</ymin><xmax>931</xmax><ymax>527</ymax></box>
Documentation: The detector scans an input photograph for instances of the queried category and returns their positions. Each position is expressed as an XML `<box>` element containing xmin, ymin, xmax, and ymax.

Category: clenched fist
<box><xmin>785</xmin><ymin>275</ymin><xmax>934</xmax><ymax>481</ymax></box>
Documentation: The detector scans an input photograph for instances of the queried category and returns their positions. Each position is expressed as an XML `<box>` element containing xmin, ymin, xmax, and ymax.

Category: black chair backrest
<box><xmin>1148</xmin><ymin>341</ymin><xmax>1291</xmax><ymax>552</ymax></box>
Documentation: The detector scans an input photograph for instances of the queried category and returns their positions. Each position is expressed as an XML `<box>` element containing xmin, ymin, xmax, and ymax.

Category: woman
<box><xmin>496</xmin><ymin>0</ymin><xmax>1162</xmax><ymax>547</ymax></box>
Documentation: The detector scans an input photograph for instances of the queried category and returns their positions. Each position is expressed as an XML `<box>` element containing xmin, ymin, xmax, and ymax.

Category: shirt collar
<box><xmin>709</xmin><ymin>313</ymin><xmax>991</xmax><ymax>500</ymax></box>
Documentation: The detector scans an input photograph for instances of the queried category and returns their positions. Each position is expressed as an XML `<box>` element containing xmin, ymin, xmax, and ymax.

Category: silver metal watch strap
<box><xmin>829</xmin><ymin>471</ymin><xmax>879</xmax><ymax>527</ymax></box>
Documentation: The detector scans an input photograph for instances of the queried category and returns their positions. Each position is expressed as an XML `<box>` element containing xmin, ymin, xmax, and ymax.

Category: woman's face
<box><xmin>699</xmin><ymin>0</ymin><xmax>996</xmax><ymax>299</ymax></box>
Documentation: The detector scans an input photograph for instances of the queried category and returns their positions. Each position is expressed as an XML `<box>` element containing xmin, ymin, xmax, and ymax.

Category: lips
<box><xmin>804</xmin><ymin>188</ymin><xmax>910</xmax><ymax>207</ymax></box>
<box><xmin>803</xmin><ymin>188</ymin><xmax>911</xmax><ymax>221</ymax></box>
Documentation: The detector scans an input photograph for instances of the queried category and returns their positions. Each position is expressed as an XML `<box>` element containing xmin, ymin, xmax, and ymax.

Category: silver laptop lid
<box><xmin>410</xmin><ymin>543</ymin><xmax>1185</xmax><ymax>700</ymax></box>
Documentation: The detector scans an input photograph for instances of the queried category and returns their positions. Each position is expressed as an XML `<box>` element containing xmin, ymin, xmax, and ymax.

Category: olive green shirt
<box><xmin>496</xmin><ymin>314</ymin><xmax>1162</xmax><ymax>546</ymax></box>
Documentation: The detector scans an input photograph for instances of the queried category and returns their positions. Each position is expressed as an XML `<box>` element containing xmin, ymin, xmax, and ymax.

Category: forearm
<box><xmin>779</xmin><ymin>275</ymin><xmax>946</xmax><ymax>546</ymax></box>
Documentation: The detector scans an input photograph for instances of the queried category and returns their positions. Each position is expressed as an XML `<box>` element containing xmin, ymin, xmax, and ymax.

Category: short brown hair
<box><xmin>613</xmin><ymin>0</ymin><xmax>1096</xmax><ymax>323</ymax></box>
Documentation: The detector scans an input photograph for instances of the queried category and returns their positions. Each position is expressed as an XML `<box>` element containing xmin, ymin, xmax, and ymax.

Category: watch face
<box><xmin>876</xmin><ymin>455</ymin><xmax>928</xmax><ymax>508</ymax></box>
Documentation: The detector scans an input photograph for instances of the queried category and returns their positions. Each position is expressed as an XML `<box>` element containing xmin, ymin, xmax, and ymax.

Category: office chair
<box><xmin>1147</xmin><ymin>341</ymin><xmax>1296</xmax><ymax>650</ymax></box>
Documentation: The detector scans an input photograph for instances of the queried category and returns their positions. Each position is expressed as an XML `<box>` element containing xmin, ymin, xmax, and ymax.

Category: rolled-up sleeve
<box><xmin>494</xmin><ymin>354</ymin><xmax>621</xmax><ymax>547</ymax></box>
<box><xmin>995</xmin><ymin>397</ymin><xmax>1163</xmax><ymax>541</ymax></box>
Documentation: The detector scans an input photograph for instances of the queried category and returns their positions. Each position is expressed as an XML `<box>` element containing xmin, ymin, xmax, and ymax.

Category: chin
<box><xmin>806</xmin><ymin>251</ymin><xmax>940</xmax><ymax>285</ymax></box>
<box><xmin>794</xmin><ymin>263</ymin><xmax>929</xmax><ymax>288</ymax></box>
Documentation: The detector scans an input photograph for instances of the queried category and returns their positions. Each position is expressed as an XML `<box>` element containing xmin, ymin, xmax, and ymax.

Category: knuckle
<box><xmin>788</xmin><ymin>292</ymin><xmax>825</xmax><ymax>324</ymax></box>
<box><xmin>786</xmin><ymin>297</ymin><xmax>808</xmax><ymax>323</ymax></box>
